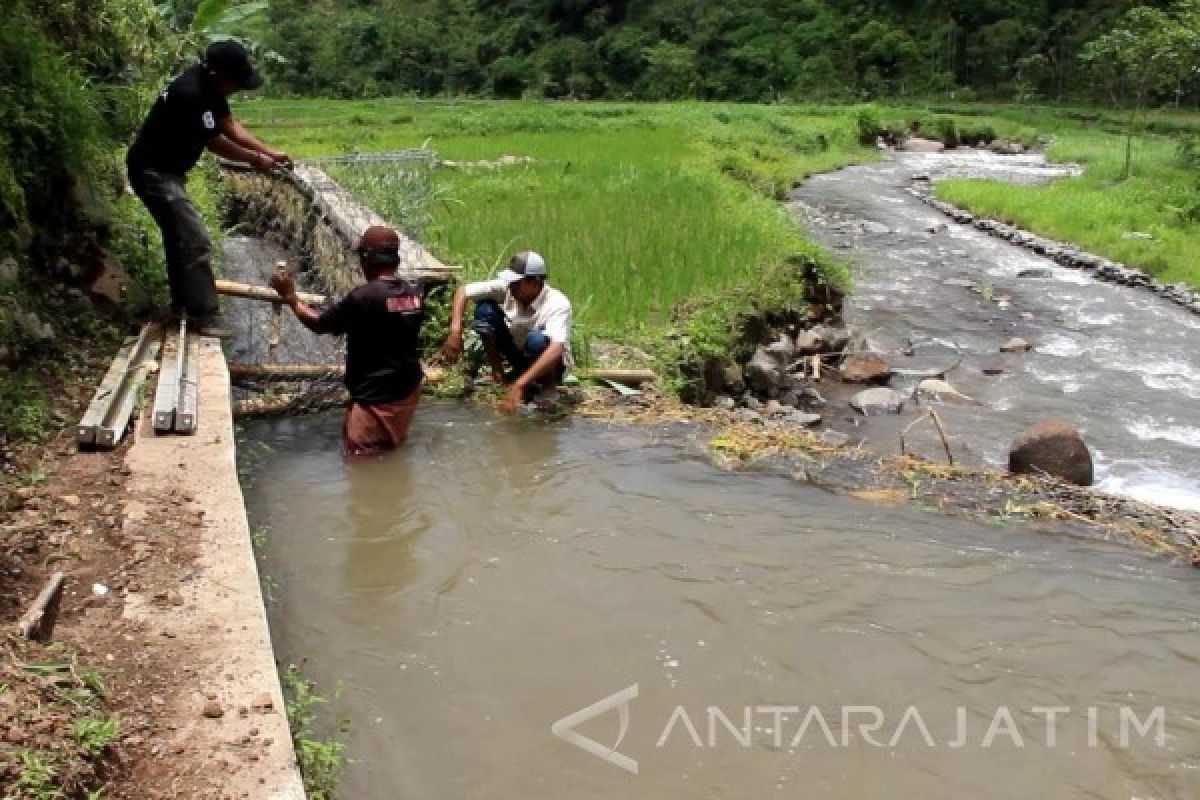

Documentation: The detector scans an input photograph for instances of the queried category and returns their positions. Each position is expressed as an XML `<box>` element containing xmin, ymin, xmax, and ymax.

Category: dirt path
<box><xmin>2</xmin><ymin>341</ymin><xmax>302</xmax><ymax>799</ymax></box>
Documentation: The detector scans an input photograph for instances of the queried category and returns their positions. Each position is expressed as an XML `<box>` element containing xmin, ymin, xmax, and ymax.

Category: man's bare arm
<box><xmin>218</xmin><ymin>117</ymin><xmax>291</xmax><ymax>165</ymax></box>
<box><xmin>206</xmin><ymin>134</ymin><xmax>275</xmax><ymax>171</ymax></box>
<box><xmin>270</xmin><ymin>269</ymin><xmax>327</xmax><ymax>333</ymax></box>
<box><xmin>438</xmin><ymin>285</ymin><xmax>470</xmax><ymax>362</ymax></box>
<box><xmin>514</xmin><ymin>341</ymin><xmax>565</xmax><ymax>390</ymax></box>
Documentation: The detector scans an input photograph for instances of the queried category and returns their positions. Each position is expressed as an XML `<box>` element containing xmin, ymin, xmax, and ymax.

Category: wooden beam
<box><xmin>215</xmin><ymin>279</ymin><xmax>326</xmax><ymax>306</ymax></box>
<box><xmin>228</xmin><ymin>363</ymin><xmax>656</xmax><ymax>385</ymax></box>
<box><xmin>16</xmin><ymin>571</ymin><xmax>65</xmax><ymax>641</ymax></box>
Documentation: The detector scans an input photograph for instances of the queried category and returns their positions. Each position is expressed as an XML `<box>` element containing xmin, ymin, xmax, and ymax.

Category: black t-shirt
<box><xmin>318</xmin><ymin>278</ymin><xmax>426</xmax><ymax>405</ymax></box>
<box><xmin>127</xmin><ymin>65</ymin><xmax>231</xmax><ymax>175</ymax></box>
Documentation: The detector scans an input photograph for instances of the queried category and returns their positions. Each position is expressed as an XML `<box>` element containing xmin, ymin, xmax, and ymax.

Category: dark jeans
<box><xmin>128</xmin><ymin>167</ymin><xmax>219</xmax><ymax>318</ymax></box>
<box><xmin>472</xmin><ymin>300</ymin><xmax>566</xmax><ymax>383</ymax></box>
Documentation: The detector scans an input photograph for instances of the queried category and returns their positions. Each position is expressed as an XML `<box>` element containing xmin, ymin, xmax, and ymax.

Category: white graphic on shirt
<box><xmin>202</xmin><ymin>111</ymin><xmax>215</xmax><ymax>130</ymax></box>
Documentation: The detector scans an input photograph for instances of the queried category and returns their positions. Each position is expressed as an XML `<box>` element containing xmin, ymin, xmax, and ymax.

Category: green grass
<box><xmin>932</xmin><ymin>113</ymin><xmax>1199</xmax><ymax>287</ymax></box>
<box><xmin>235</xmin><ymin>99</ymin><xmax>872</xmax><ymax>335</ymax></box>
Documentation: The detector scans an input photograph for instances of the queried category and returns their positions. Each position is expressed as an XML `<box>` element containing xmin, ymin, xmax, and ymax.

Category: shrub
<box><xmin>933</xmin><ymin>117</ymin><xmax>959</xmax><ymax>148</ymax></box>
<box><xmin>958</xmin><ymin>124</ymin><xmax>998</xmax><ymax>146</ymax></box>
<box><xmin>855</xmin><ymin>105</ymin><xmax>884</xmax><ymax>144</ymax></box>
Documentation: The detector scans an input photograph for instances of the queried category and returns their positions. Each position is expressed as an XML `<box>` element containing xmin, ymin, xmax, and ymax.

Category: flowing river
<box><xmin>790</xmin><ymin>150</ymin><xmax>1200</xmax><ymax>511</ymax></box>
<box><xmin>239</xmin><ymin>405</ymin><xmax>1200</xmax><ymax>799</ymax></box>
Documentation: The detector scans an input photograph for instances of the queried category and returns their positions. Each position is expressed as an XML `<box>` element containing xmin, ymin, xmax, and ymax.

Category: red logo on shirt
<box><xmin>386</xmin><ymin>295</ymin><xmax>422</xmax><ymax>313</ymax></box>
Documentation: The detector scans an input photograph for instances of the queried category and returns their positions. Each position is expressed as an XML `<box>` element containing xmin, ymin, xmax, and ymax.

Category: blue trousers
<box><xmin>472</xmin><ymin>300</ymin><xmax>565</xmax><ymax>383</ymax></box>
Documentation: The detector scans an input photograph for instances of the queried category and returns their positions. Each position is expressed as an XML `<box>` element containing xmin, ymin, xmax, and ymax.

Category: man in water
<box><xmin>270</xmin><ymin>226</ymin><xmax>426</xmax><ymax>457</ymax></box>
<box><xmin>438</xmin><ymin>250</ymin><xmax>573</xmax><ymax>414</ymax></box>
<box><xmin>127</xmin><ymin>40</ymin><xmax>291</xmax><ymax>337</ymax></box>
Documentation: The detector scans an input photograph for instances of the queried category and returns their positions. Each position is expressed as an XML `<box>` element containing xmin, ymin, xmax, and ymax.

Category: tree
<box><xmin>638</xmin><ymin>41</ymin><xmax>696</xmax><ymax>99</ymax></box>
<box><xmin>1082</xmin><ymin>2</ymin><xmax>1200</xmax><ymax>177</ymax></box>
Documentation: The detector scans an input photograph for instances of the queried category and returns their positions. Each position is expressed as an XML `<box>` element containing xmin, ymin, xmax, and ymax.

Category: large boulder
<box><xmin>1008</xmin><ymin>420</ymin><xmax>1094</xmax><ymax>486</ymax></box>
<box><xmin>840</xmin><ymin>353</ymin><xmax>892</xmax><ymax>385</ymax></box>
<box><xmin>850</xmin><ymin>388</ymin><xmax>906</xmax><ymax>415</ymax></box>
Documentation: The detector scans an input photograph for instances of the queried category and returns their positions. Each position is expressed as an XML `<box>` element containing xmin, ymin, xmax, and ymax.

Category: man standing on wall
<box><xmin>438</xmin><ymin>250</ymin><xmax>573</xmax><ymax>414</ymax></box>
<box><xmin>270</xmin><ymin>226</ymin><xmax>427</xmax><ymax>458</ymax></box>
<box><xmin>127</xmin><ymin>40</ymin><xmax>291</xmax><ymax>337</ymax></box>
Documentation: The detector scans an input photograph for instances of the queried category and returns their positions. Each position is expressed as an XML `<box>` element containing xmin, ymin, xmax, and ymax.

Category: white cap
<box><xmin>497</xmin><ymin>250</ymin><xmax>547</xmax><ymax>284</ymax></box>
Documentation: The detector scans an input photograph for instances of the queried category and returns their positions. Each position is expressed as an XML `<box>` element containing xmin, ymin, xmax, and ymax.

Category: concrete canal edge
<box><xmin>121</xmin><ymin>337</ymin><xmax>306</xmax><ymax>799</ymax></box>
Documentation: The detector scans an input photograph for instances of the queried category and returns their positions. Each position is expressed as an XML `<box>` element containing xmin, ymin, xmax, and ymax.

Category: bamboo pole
<box><xmin>215</xmin><ymin>278</ymin><xmax>326</xmax><ymax>306</ymax></box>
<box><xmin>228</xmin><ymin>363</ymin><xmax>657</xmax><ymax>385</ymax></box>
<box><xmin>16</xmin><ymin>571</ymin><xmax>65</xmax><ymax>641</ymax></box>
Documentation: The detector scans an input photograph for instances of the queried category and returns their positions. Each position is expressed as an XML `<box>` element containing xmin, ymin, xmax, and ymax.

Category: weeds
<box><xmin>283</xmin><ymin>666</ymin><xmax>347</xmax><ymax>800</ymax></box>
<box><xmin>71</xmin><ymin>717</ymin><xmax>119</xmax><ymax>757</ymax></box>
<box><xmin>8</xmin><ymin>751</ymin><xmax>63</xmax><ymax>800</ymax></box>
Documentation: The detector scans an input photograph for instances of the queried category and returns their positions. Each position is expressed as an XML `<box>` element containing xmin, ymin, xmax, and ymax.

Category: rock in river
<box><xmin>1008</xmin><ymin>420</ymin><xmax>1094</xmax><ymax>486</ymax></box>
<box><xmin>744</xmin><ymin>346</ymin><xmax>783</xmax><ymax>392</ymax></box>
<box><xmin>1000</xmin><ymin>337</ymin><xmax>1033</xmax><ymax>353</ymax></box>
<box><xmin>850</xmin><ymin>388</ymin><xmax>906</xmax><ymax>415</ymax></box>
<box><xmin>840</xmin><ymin>353</ymin><xmax>892</xmax><ymax>385</ymax></box>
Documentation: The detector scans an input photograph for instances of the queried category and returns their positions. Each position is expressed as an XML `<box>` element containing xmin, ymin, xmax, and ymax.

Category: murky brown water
<box><xmin>239</xmin><ymin>404</ymin><xmax>1200</xmax><ymax>800</ymax></box>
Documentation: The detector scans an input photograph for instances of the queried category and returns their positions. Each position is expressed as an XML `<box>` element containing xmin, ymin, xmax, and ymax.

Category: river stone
<box><xmin>840</xmin><ymin>353</ymin><xmax>892</xmax><ymax>385</ymax></box>
<box><xmin>850</xmin><ymin>388</ymin><xmax>905</xmax><ymax>415</ymax></box>
<box><xmin>917</xmin><ymin>378</ymin><xmax>973</xmax><ymax>402</ymax></box>
<box><xmin>902</xmin><ymin>137</ymin><xmax>945</xmax><ymax>153</ymax></box>
<box><xmin>798</xmin><ymin>387</ymin><xmax>827</xmax><ymax>406</ymax></box>
<box><xmin>765</xmin><ymin>333</ymin><xmax>796</xmax><ymax>361</ymax></box>
<box><xmin>1017</xmin><ymin>268</ymin><xmax>1052</xmax><ymax>279</ymax></box>
<box><xmin>1008</xmin><ymin>420</ymin><xmax>1094</xmax><ymax>486</ymax></box>
<box><xmin>744</xmin><ymin>346</ymin><xmax>782</xmax><ymax>392</ymax></box>
<box><xmin>861</xmin><ymin>221</ymin><xmax>891</xmax><ymax>235</ymax></box>
<box><xmin>794</xmin><ymin>329</ymin><xmax>825</xmax><ymax>354</ymax></box>
<box><xmin>1000</xmin><ymin>337</ymin><xmax>1032</xmax><ymax>353</ymax></box>
<box><xmin>812</xmin><ymin>325</ymin><xmax>850</xmax><ymax>354</ymax></box>
<box><xmin>782</xmin><ymin>411</ymin><xmax>822</xmax><ymax>428</ymax></box>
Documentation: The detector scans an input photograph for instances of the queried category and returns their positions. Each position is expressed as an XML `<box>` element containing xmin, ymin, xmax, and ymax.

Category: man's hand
<box><xmin>266</xmin><ymin>149</ymin><xmax>293</xmax><ymax>169</ymax></box>
<box><xmin>498</xmin><ymin>385</ymin><xmax>523</xmax><ymax>415</ymax></box>
<box><xmin>438</xmin><ymin>327</ymin><xmax>464</xmax><ymax>364</ymax></box>
<box><xmin>269</xmin><ymin>268</ymin><xmax>296</xmax><ymax>302</ymax></box>
<box><xmin>252</xmin><ymin>151</ymin><xmax>277</xmax><ymax>174</ymax></box>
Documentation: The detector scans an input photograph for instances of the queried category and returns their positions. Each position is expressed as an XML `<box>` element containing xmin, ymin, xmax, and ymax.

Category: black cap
<box><xmin>204</xmin><ymin>40</ymin><xmax>263</xmax><ymax>90</ymax></box>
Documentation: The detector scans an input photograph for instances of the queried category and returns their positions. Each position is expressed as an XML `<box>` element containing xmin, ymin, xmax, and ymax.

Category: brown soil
<box><xmin>0</xmin><ymin>357</ymin><xmax>216</xmax><ymax>799</ymax></box>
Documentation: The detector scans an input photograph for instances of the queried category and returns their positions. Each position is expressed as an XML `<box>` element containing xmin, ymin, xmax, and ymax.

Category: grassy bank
<box><xmin>932</xmin><ymin>110</ymin><xmax>1199</xmax><ymax>288</ymax></box>
<box><xmin>237</xmin><ymin>100</ymin><xmax>872</xmax><ymax>336</ymax></box>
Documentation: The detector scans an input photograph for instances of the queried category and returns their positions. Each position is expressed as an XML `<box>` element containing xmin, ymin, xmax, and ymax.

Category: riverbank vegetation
<box><xmin>938</xmin><ymin>127</ymin><xmax>1200</xmax><ymax>286</ymax></box>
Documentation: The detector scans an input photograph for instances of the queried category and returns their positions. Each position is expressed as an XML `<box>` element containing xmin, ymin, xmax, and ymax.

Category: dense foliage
<box><xmin>258</xmin><ymin>0</ymin><xmax>1200</xmax><ymax>103</ymax></box>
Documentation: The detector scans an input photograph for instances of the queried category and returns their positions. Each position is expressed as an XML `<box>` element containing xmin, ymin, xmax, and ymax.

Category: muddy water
<box><xmin>791</xmin><ymin>151</ymin><xmax>1200</xmax><ymax>511</ymax></box>
<box><xmin>240</xmin><ymin>405</ymin><xmax>1200</xmax><ymax>799</ymax></box>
